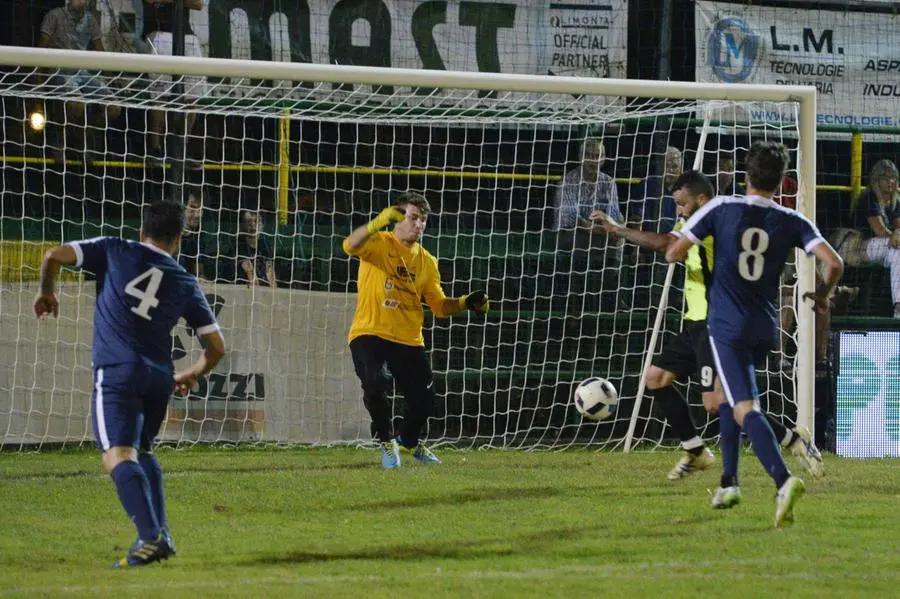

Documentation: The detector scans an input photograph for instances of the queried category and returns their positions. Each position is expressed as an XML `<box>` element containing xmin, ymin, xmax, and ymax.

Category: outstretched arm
<box><xmin>430</xmin><ymin>291</ymin><xmax>490</xmax><ymax>318</ymax></box>
<box><xmin>592</xmin><ymin>211</ymin><xmax>675</xmax><ymax>254</ymax></box>
<box><xmin>35</xmin><ymin>245</ymin><xmax>78</xmax><ymax>319</ymax></box>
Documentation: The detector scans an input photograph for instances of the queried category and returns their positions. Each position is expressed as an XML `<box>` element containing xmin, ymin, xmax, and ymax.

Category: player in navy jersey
<box><xmin>35</xmin><ymin>200</ymin><xmax>226</xmax><ymax>566</ymax></box>
<box><xmin>666</xmin><ymin>141</ymin><xmax>843</xmax><ymax>528</ymax></box>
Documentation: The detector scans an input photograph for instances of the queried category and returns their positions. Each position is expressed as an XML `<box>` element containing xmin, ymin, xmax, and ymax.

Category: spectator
<box><xmin>37</xmin><ymin>0</ymin><xmax>122</xmax><ymax>160</ymax></box>
<box><xmin>140</xmin><ymin>0</ymin><xmax>204</xmax><ymax>162</ymax></box>
<box><xmin>833</xmin><ymin>159</ymin><xmax>900</xmax><ymax>318</ymax></box>
<box><xmin>237</xmin><ymin>211</ymin><xmax>277</xmax><ymax>288</ymax></box>
<box><xmin>554</xmin><ymin>138</ymin><xmax>623</xmax><ymax>242</ymax></box>
<box><xmin>715</xmin><ymin>152</ymin><xmax>744</xmax><ymax>196</ymax></box>
<box><xmin>553</xmin><ymin>138</ymin><xmax>625</xmax><ymax>313</ymax></box>
<box><xmin>637</xmin><ymin>146</ymin><xmax>683</xmax><ymax>233</ymax></box>
<box><xmin>178</xmin><ymin>190</ymin><xmax>205</xmax><ymax>278</ymax></box>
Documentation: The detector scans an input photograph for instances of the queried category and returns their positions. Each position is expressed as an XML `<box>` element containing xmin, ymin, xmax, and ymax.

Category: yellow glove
<box><xmin>458</xmin><ymin>290</ymin><xmax>489</xmax><ymax>314</ymax></box>
<box><xmin>366</xmin><ymin>206</ymin><xmax>406</xmax><ymax>234</ymax></box>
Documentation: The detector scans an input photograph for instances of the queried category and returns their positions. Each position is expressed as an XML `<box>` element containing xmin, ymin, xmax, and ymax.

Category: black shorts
<box><xmin>652</xmin><ymin>319</ymin><xmax>716</xmax><ymax>392</ymax></box>
<box><xmin>349</xmin><ymin>335</ymin><xmax>434</xmax><ymax>396</ymax></box>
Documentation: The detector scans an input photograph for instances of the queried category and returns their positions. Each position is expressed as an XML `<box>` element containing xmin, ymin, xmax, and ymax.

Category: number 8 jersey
<box><xmin>70</xmin><ymin>237</ymin><xmax>220</xmax><ymax>373</ymax></box>
<box><xmin>677</xmin><ymin>195</ymin><xmax>824</xmax><ymax>342</ymax></box>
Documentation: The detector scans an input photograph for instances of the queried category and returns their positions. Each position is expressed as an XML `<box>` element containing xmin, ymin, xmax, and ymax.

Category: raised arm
<box><xmin>343</xmin><ymin>207</ymin><xmax>405</xmax><ymax>254</ymax></box>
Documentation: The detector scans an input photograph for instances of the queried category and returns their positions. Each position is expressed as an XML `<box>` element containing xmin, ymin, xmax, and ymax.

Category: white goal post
<box><xmin>0</xmin><ymin>45</ymin><xmax>817</xmax><ymax>448</ymax></box>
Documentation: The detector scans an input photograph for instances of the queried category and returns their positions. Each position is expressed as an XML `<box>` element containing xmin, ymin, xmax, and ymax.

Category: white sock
<box><xmin>682</xmin><ymin>436</ymin><xmax>704</xmax><ymax>451</ymax></box>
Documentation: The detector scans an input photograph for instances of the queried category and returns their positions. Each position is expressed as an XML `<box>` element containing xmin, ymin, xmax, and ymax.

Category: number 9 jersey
<box><xmin>678</xmin><ymin>195</ymin><xmax>825</xmax><ymax>343</ymax></box>
<box><xmin>70</xmin><ymin>236</ymin><xmax>220</xmax><ymax>373</ymax></box>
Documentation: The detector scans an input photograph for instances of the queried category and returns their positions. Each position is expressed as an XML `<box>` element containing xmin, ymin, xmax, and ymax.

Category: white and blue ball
<box><xmin>573</xmin><ymin>377</ymin><xmax>618</xmax><ymax>421</ymax></box>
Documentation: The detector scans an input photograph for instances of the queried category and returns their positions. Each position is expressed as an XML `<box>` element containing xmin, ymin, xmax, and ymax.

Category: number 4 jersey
<box><xmin>677</xmin><ymin>195</ymin><xmax>825</xmax><ymax>342</ymax></box>
<box><xmin>70</xmin><ymin>237</ymin><xmax>220</xmax><ymax>373</ymax></box>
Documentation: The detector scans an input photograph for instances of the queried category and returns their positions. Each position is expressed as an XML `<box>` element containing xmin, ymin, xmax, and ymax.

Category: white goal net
<box><xmin>0</xmin><ymin>48</ymin><xmax>816</xmax><ymax>450</ymax></box>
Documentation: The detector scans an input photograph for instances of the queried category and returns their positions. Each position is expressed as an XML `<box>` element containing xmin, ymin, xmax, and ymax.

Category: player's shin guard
<box><xmin>717</xmin><ymin>403</ymin><xmax>741</xmax><ymax>489</ymax></box>
<box><xmin>743</xmin><ymin>411</ymin><xmax>791</xmax><ymax>488</ymax></box>
<box><xmin>138</xmin><ymin>453</ymin><xmax>167</xmax><ymax>530</ymax></box>
<box><xmin>110</xmin><ymin>461</ymin><xmax>160</xmax><ymax>542</ymax></box>
<box><xmin>654</xmin><ymin>386</ymin><xmax>700</xmax><ymax>445</ymax></box>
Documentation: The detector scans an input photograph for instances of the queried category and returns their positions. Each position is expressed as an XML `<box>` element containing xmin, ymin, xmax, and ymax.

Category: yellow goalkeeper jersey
<box><xmin>343</xmin><ymin>231</ymin><xmax>447</xmax><ymax>347</ymax></box>
<box><xmin>673</xmin><ymin>220</ymin><xmax>714</xmax><ymax>322</ymax></box>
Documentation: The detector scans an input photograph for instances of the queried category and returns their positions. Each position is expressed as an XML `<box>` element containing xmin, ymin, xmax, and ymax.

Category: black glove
<box><xmin>459</xmin><ymin>290</ymin><xmax>489</xmax><ymax>314</ymax></box>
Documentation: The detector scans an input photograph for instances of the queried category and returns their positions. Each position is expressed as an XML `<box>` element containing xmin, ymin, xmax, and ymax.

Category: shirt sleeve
<box><xmin>421</xmin><ymin>254</ymin><xmax>448</xmax><ymax>313</ymax></box>
<box><xmin>68</xmin><ymin>236</ymin><xmax>110</xmax><ymax>274</ymax></box>
<box><xmin>864</xmin><ymin>191</ymin><xmax>882</xmax><ymax>219</ymax></box>
<box><xmin>680</xmin><ymin>199</ymin><xmax>719</xmax><ymax>244</ymax></box>
<box><xmin>606</xmin><ymin>184</ymin><xmax>624</xmax><ymax>224</ymax></box>
<box><xmin>39</xmin><ymin>10</ymin><xmax>56</xmax><ymax>38</ymax></box>
<box><xmin>343</xmin><ymin>231</ymin><xmax>390</xmax><ymax>265</ymax></box>
<box><xmin>91</xmin><ymin>16</ymin><xmax>102</xmax><ymax>43</ymax></box>
<box><xmin>554</xmin><ymin>179</ymin><xmax>577</xmax><ymax>230</ymax></box>
<box><xmin>793</xmin><ymin>213</ymin><xmax>826</xmax><ymax>255</ymax></box>
<box><xmin>183</xmin><ymin>279</ymin><xmax>220</xmax><ymax>337</ymax></box>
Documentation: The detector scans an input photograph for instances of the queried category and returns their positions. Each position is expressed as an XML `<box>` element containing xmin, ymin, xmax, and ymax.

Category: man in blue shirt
<box><xmin>35</xmin><ymin>200</ymin><xmax>226</xmax><ymax>566</ymax></box>
<box><xmin>666</xmin><ymin>141</ymin><xmax>844</xmax><ymax>528</ymax></box>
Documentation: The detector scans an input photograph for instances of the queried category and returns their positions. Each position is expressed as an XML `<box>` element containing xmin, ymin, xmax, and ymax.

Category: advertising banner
<box><xmin>696</xmin><ymin>0</ymin><xmax>899</xmax><ymax>130</ymax></box>
<box><xmin>101</xmin><ymin>0</ymin><xmax>628</xmax><ymax>105</ymax></box>
<box><xmin>0</xmin><ymin>283</ymin><xmax>370</xmax><ymax>446</ymax></box>
<box><xmin>836</xmin><ymin>331</ymin><xmax>900</xmax><ymax>458</ymax></box>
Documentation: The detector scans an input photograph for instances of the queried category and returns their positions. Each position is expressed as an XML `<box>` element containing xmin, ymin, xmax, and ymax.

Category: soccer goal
<box><xmin>0</xmin><ymin>45</ymin><xmax>817</xmax><ymax>450</ymax></box>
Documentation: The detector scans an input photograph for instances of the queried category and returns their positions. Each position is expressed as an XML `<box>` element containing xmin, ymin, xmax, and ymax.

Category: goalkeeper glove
<box><xmin>459</xmin><ymin>290</ymin><xmax>489</xmax><ymax>314</ymax></box>
<box><xmin>366</xmin><ymin>206</ymin><xmax>406</xmax><ymax>234</ymax></box>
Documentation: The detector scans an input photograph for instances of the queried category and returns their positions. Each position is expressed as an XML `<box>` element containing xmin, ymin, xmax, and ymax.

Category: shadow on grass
<box><xmin>246</xmin><ymin>524</ymin><xmax>604</xmax><ymax>565</ymax></box>
<box><xmin>0</xmin><ymin>461</ymin><xmax>377</xmax><ymax>481</ymax></box>
<box><xmin>347</xmin><ymin>485</ymin><xmax>562</xmax><ymax>511</ymax></box>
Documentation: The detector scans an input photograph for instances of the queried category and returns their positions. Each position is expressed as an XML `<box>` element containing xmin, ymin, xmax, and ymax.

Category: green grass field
<box><xmin>1</xmin><ymin>447</ymin><xmax>898</xmax><ymax>598</ymax></box>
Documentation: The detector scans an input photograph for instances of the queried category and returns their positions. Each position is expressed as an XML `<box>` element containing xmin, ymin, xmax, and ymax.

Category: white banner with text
<box><xmin>695</xmin><ymin>0</ymin><xmax>899</xmax><ymax>130</ymax></box>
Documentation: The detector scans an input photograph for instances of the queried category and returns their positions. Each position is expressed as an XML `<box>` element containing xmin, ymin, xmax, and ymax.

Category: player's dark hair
<box><xmin>745</xmin><ymin>141</ymin><xmax>788</xmax><ymax>193</ymax></box>
<box><xmin>396</xmin><ymin>191</ymin><xmax>431</xmax><ymax>215</ymax></box>
<box><xmin>142</xmin><ymin>200</ymin><xmax>185</xmax><ymax>245</ymax></box>
<box><xmin>672</xmin><ymin>170</ymin><xmax>715</xmax><ymax>199</ymax></box>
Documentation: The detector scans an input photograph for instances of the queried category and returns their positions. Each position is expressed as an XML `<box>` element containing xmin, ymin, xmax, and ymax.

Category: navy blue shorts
<box><xmin>90</xmin><ymin>362</ymin><xmax>174</xmax><ymax>452</ymax></box>
<box><xmin>707</xmin><ymin>334</ymin><xmax>772</xmax><ymax>406</ymax></box>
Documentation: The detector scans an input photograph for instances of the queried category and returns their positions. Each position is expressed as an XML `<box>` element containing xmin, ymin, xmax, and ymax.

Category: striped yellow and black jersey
<box><xmin>672</xmin><ymin>219</ymin><xmax>714</xmax><ymax>322</ymax></box>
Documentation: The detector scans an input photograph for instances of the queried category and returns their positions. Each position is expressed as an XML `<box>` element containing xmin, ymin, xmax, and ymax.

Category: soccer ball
<box><xmin>573</xmin><ymin>377</ymin><xmax>618</xmax><ymax>421</ymax></box>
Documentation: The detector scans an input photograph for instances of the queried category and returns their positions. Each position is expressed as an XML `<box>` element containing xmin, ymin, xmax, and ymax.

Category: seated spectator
<box><xmin>140</xmin><ymin>0</ymin><xmax>204</xmax><ymax>162</ymax></box>
<box><xmin>553</xmin><ymin>138</ymin><xmax>625</xmax><ymax>313</ymax></box>
<box><xmin>637</xmin><ymin>146</ymin><xmax>683</xmax><ymax>233</ymax></box>
<box><xmin>178</xmin><ymin>190</ymin><xmax>205</xmax><ymax>278</ymax></box>
<box><xmin>237</xmin><ymin>211</ymin><xmax>277</xmax><ymax>288</ymax></box>
<box><xmin>37</xmin><ymin>0</ymin><xmax>122</xmax><ymax>161</ymax></box>
<box><xmin>832</xmin><ymin>159</ymin><xmax>900</xmax><ymax>318</ymax></box>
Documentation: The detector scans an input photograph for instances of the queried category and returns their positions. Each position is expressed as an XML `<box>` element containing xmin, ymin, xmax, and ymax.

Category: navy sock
<box><xmin>718</xmin><ymin>403</ymin><xmax>740</xmax><ymax>488</ymax></box>
<box><xmin>138</xmin><ymin>453</ymin><xmax>167</xmax><ymax>530</ymax></box>
<box><xmin>743</xmin><ymin>411</ymin><xmax>791</xmax><ymax>488</ymax></box>
<box><xmin>110</xmin><ymin>461</ymin><xmax>160</xmax><ymax>541</ymax></box>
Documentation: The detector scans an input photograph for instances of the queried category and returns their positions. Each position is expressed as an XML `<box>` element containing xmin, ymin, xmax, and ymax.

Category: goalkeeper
<box><xmin>343</xmin><ymin>192</ymin><xmax>489</xmax><ymax>469</ymax></box>
<box><xmin>595</xmin><ymin>170</ymin><xmax>823</xmax><ymax>481</ymax></box>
